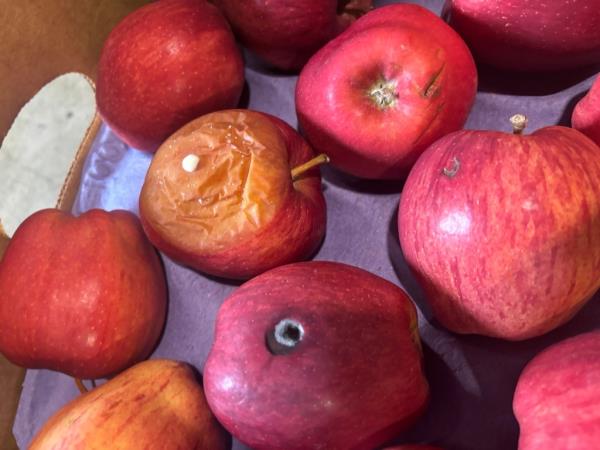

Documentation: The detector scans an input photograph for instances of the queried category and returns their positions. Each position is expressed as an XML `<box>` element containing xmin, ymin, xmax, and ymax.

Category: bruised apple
<box><xmin>29</xmin><ymin>360</ymin><xmax>229</xmax><ymax>449</ymax></box>
<box><xmin>399</xmin><ymin>115</ymin><xmax>600</xmax><ymax>340</ymax></box>
<box><xmin>213</xmin><ymin>0</ymin><xmax>373</xmax><ymax>71</ymax></box>
<box><xmin>0</xmin><ymin>209</ymin><xmax>166</xmax><ymax>379</ymax></box>
<box><xmin>514</xmin><ymin>331</ymin><xmax>600</xmax><ymax>449</ymax></box>
<box><xmin>572</xmin><ymin>75</ymin><xmax>600</xmax><ymax>146</ymax></box>
<box><xmin>204</xmin><ymin>261</ymin><xmax>429</xmax><ymax>450</ymax></box>
<box><xmin>139</xmin><ymin>109</ymin><xmax>327</xmax><ymax>280</ymax></box>
<box><xmin>96</xmin><ymin>0</ymin><xmax>244</xmax><ymax>151</ymax></box>
<box><xmin>296</xmin><ymin>3</ymin><xmax>477</xmax><ymax>179</ymax></box>
<box><xmin>445</xmin><ymin>0</ymin><xmax>600</xmax><ymax>71</ymax></box>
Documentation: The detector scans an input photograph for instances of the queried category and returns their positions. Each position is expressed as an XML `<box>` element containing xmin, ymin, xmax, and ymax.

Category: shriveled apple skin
<box><xmin>96</xmin><ymin>0</ymin><xmax>244</xmax><ymax>151</ymax></box>
<box><xmin>29</xmin><ymin>359</ymin><xmax>229</xmax><ymax>450</ymax></box>
<box><xmin>213</xmin><ymin>0</ymin><xmax>372</xmax><ymax>71</ymax></box>
<box><xmin>204</xmin><ymin>261</ymin><xmax>429</xmax><ymax>450</ymax></box>
<box><xmin>514</xmin><ymin>331</ymin><xmax>600</xmax><ymax>449</ymax></box>
<box><xmin>572</xmin><ymin>76</ymin><xmax>600</xmax><ymax>147</ymax></box>
<box><xmin>140</xmin><ymin>109</ymin><xmax>326</xmax><ymax>280</ymax></box>
<box><xmin>446</xmin><ymin>0</ymin><xmax>600</xmax><ymax>71</ymax></box>
<box><xmin>399</xmin><ymin>127</ymin><xmax>600</xmax><ymax>340</ymax></box>
<box><xmin>296</xmin><ymin>3</ymin><xmax>477</xmax><ymax>179</ymax></box>
<box><xmin>0</xmin><ymin>209</ymin><xmax>166</xmax><ymax>379</ymax></box>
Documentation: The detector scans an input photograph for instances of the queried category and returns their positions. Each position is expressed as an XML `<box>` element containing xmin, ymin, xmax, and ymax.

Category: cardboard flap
<box><xmin>0</xmin><ymin>0</ymin><xmax>150</xmax><ymax>258</ymax></box>
<box><xmin>0</xmin><ymin>0</ymin><xmax>150</xmax><ymax>143</ymax></box>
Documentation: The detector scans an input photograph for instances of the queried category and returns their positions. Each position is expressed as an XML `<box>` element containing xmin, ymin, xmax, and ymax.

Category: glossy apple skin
<box><xmin>96</xmin><ymin>0</ymin><xmax>244</xmax><ymax>151</ymax></box>
<box><xmin>0</xmin><ymin>209</ymin><xmax>166</xmax><ymax>379</ymax></box>
<box><xmin>204</xmin><ymin>261</ymin><xmax>429</xmax><ymax>450</ymax></box>
<box><xmin>296</xmin><ymin>3</ymin><xmax>477</xmax><ymax>180</ymax></box>
<box><xmin>213</xmin><ymin>0</ymin><xmax>372</xmax><ymax>71</ymax></box>
<box><xmin>140</xmin><ymin>109</ymin><xmax>326</xmax><ymax>280</ymax></box>
<box><xmin>29</xmin><ymin>359</ymin><xmax>229</xmax><ymax>449</ymax></box>
<box><xmin>384</xmin><ymin>446</ymin><xmax>443</xmax><ymax>450</ymax></box>
<box><xmin>445</xmin><ymin>0</ymin><xmax>600</xmax><ymax>71</ymax></box>
<box><xmin>514</xmin><ymin>331</ymin><xmax>600</xmax><ymax>449</ymax></box>
<box><xmin>399</xmin><ymin>126</ymin><xmax>600</xmax><ymax>340</ymax></box>
<box><xmin>572</xmin><ymin>76</ymin><xmax>600</xmax><ymax>146</ymax></box>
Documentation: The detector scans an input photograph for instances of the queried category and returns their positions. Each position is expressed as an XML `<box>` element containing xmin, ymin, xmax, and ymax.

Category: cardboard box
<box><xmin>0</xmin><ymin>1</ymin><xmax>150</xmax><ymax>446</ymax></box>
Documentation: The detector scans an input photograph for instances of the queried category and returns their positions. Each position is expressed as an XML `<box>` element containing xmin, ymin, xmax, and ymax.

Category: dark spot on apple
<box><xmin>442</xmin><ymin>157</ymin><xmax>460</xmax><ymax>178</ymax></box>
<box><xmin>422</xmin><ymin>64</ymin><xmax>446</xmax><ymax>98</ymax></box>
<box><xmin>266</xmin><ymin>318</ymin><xmax>304</xmax><ymax>355</ymax></box>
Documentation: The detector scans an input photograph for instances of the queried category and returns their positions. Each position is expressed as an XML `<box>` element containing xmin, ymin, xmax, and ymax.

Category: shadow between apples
<box><xmin>476</xmin><ymin>62</ymin><xmax>600</xmax><ymax>96</ymax></box>
<box><xmin>321</xmin><ymin>165</ymin><xmax>405</xmax><ymax>195</ymax></box>
<box><xmin>383</xmin><ymin>342</ymin><xmax>474</xmax><ymax>450</ymax></box>
<box><xmin>386</xmin><ymin>204</ymin><xmax>435</xmax><ymax>324</ymax></box>
<box><xmin>557</xmin><ymin>91</ymin><xmax>588</xmax><ymax>127</ymax></box>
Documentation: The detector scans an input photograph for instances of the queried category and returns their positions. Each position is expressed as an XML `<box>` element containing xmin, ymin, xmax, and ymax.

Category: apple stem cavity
<box><xmin>291</xmin><ymin>153</ymin><xmax>330</xmax><ymax>181</ymax></box>
<box><xmin>266</xmin><ymin>318</ymin><xmax>304</xmax><ymax>355</ymax></box>
<box><xmin>510</xmin><ymin>114</ymin><xmax>528</xmax><ymax>135</ymax></box>
<box><xmin>368</xmin><ymin>79</ymin><xmax>398</xmax><ymax>110</ymax></box>
<box><xmin>75</xmin><ymin>378</ymin><xmax>89</xmax><ymax>394</ymax></box>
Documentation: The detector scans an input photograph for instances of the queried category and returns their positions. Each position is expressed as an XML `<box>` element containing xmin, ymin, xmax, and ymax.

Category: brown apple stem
<box><xmin>291</xmin><ymin>154</ymin><xmax>330</xmax><ymax>181</ymax></box>
<box><xmin>510</xmin><ymin>114</ymin><xmax>528</xmax><ymax>134</ymax></box>
<box><xmin>74</xmin><ymin>378</ymin><xmax>88</xmax><ymax>394</ymax></box>
<box><xmin>266</xmin><ymin>318</ymin><xmax>304</xmax><ymax>355</ymax></box>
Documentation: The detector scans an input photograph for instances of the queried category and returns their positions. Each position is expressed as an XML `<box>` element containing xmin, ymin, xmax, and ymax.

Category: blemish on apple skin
<box><xmin>422</xmin><ymin>64</ymin><xmax>446</xmax><ymax>98</ymax></box>
<box><xmin>442</xmin><ymin>157</ymin><xmax>460</xmax><ymax>178</ymax></box>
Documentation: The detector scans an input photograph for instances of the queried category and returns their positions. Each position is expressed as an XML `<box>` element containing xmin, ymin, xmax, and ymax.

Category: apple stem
<box><xmin>291</xmin><ymin>154</ymin><xmax>330</xmax><ymax>181</ymax></box>
<box><xmin>510</xmin><ymin>114</ymin><xmax>528</xmax><ymax>134</ymax></box>
<box><xmin>74</xmin><ymin>378</ymin><xmax>88</xmax><ymax>394</ymax></box>
<box><xmin>266</xmin><ymin>318</ymin><xmax>304</xmax><ymax>355</ymax></box>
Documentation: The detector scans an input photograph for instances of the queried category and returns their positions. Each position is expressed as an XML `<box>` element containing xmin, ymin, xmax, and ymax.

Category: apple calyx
<box><xmin>368</xmin><ymin>79</ymin><xmax>398</xmax><ymax>110</ymax></box>
<box><xmin>291</xmin><ymin>153</ymin><xmax>330</xmax><ymax>181</ymax></box>
<box><xmin>266</xmin><ymin>318</ymin><xmax>304</xmax><ymax>355</ymax></box>
<box><xmin>510</xmin><ymin>114</ymin><xmax>528</xmax><ymax>135</ymax></box>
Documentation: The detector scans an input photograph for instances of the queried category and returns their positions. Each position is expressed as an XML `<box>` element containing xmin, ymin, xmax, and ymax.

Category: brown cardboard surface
<box><xmin>0</xmin><ymin>0</ymin><xmax>151</xmax><ymax>446</ymax></box>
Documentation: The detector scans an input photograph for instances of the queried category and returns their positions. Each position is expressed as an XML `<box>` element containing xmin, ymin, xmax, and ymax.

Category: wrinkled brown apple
<box><xmin>139</xmin><ymin>109</ymin><xmax>327</xmax><ymax>279</ymax></box>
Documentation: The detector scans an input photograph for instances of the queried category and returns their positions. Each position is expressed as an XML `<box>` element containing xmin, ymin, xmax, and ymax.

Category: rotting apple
<box><xmin>204</xmin><ymin>261</ymin><xmax>429</xmax><ymax>450</ymax></box>
<box><xmin>399</xmin><ymin>114</ymin><xmax>600</xmax><ymax>340</ymax></box>
<box><xmin>445</xmin><ymin>0</ymin><xmax>600</xmax><ymax>71</ymax></box>
<box><xmin>96</xmin><ymin>0</ymin><xmax>244</xmax><ymax>152</ymax></box>
<box><xmin>0</xmin><ymin>209</ymin><xmax>167</xmax><ymax>379</ymax></box>
<box><xmin>29</xmin><ymin>359</ymin><xmax>229</xmax><ymax>449</ymax></box>
<box><xmin>513</xmin><ymin>331</ymin><xmax>600</xmax><ymax>449</ymax></box>
<box><xmin>139</xmin><ymin>109</ymin><xmax>327</xmax><ymax>280</ymax></box>
<box><xmin>296</xmin><ymin>3</ymin><xmax>477</xmax><ymax>180</ymax></box>
<box><xmin>212</xmin><ymin>0</ymin><xmax>373</xmax><ymax>71</ymax></box>
<box><xmin>572</xmin><ymin>75</ymin><xmax>600</xmax><ymax>147</ymax></box>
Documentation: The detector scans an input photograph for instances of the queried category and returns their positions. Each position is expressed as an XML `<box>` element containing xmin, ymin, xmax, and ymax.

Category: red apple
<box><xmin>384</xmin><ymin>446</ymin><xmax>443</xmax><ymax>450</ymax></box>
<box><xmin>0</xmin><ymin>209</ymin><xmax>167</xmax><ymax>379</ymax></box>
<box><xmin>572</xmin><ymin>75</ymin><xmax>600</xmax><ymax>146</ymax></box>
<box><xmin>213</xmin><ymin>0</ymin><xmax>373</xmax><ymax>71</ymax></box>
<box><xmin>445</xmin><ymin>0</ymin><xmax>600</xmax><ymax>71</ymax></box>
<box><xmin>96</xmin><ymin>0</ymin><xmax>244</xmax><ymax>152</ymax></box>
<box><xmin>139</xmin><ymin>109</ymin><xmax>327</xmax><ymax>280</ymax></box>
<box><xmin>296</xmin><ymin>3</ymin><xmax>477</xmax><ymax>180</ymax></box>
<box><xmin>29</xmin><ymin>359</ymin><xmax>229</xmax><ymax>449</ymax></box>
<box><xmin>398</xmin><ymin>115</ymin><xmax>600</xmax><ymax>340</ymax></box>
<box><xmin>204</xmin><ymin>261</ymin><xmax>429</xmax><ymax>450</ymax></box>
<box><xmin>513</xmin><ymin>331</ymin><xmax>600</xmax><ymax>449</ymax></box>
